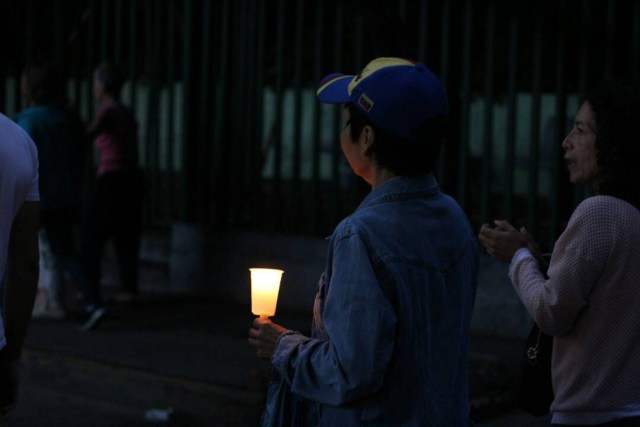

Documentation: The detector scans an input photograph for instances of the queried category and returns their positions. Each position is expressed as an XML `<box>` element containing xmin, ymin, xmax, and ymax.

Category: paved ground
<box><xmin>0</xmin><ymin>292</ymin><xmax>552</xmax><ymax>426</ymax></box>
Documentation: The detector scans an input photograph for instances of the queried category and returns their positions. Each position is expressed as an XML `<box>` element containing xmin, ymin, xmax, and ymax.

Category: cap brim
<box><xmin>316</xmin><ymin>73</ymin><xmax>354</xmax><ymax>103</ymax></box>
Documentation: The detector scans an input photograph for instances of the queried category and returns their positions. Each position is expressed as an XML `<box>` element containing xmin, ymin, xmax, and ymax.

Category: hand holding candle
<box><xmin>248</xmin><ymin>267</ymin><xmax>289</xmax><ymax>359</ymax></box>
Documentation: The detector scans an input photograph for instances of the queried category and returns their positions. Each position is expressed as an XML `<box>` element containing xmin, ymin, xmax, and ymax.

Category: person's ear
<box><xmin>360</xmin><ymin>125</ymin><xmax>375</xmax><ymax>148</ymax></box>
<box><xmin>359</xmin><ymin>125</ymin><xmax>375</xmax><ymax>157</ymax></box>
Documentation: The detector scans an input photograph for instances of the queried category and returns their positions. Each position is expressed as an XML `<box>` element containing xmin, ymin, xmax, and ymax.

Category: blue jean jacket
<box><xmin>272</xmin><ymin>174</ymin><xmax>478</xmax><ymax>426</ymax></box>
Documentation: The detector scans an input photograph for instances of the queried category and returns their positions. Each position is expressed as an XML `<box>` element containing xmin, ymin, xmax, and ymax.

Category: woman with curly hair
<box><xmin>478</xmin><ymin>83</ymin><xmax>640</xmax><ymax>426</ymax></box>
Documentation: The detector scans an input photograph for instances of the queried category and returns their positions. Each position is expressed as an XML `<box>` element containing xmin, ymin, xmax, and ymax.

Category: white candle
<box><xmin>250</xmin><ymin>268</ymin><xmax>284</xmax><ymax>318</ymax></box>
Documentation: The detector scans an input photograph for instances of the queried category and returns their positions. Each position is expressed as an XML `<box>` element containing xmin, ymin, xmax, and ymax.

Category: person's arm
<box><xmin>510</xmin><ymin>200</ymin><xmax>610</xmax><ymax>336</ymax></box>
<box><xmin>0</xmin><ymin>201</ymin><xmax>39</xmax><ymax>413</ymax></box>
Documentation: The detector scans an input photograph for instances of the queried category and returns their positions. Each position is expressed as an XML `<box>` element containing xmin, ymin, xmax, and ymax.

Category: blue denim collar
<box><xmin>357</xmin><ymin>173</ymin><xmax>440</xmax><ymax>211</ymax></box>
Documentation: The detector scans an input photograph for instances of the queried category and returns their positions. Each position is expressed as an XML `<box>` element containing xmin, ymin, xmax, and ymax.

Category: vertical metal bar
<box><xmin>129</xmin><ymin>0</ymin><xmax>137</xmax><ymax>112</ymax></box>
<box><xmin>480</xmin><ymin>1</ymin><xmax>495</xmax><ymax>225</ymax></box>
<box><xmin>199</xmin><ymin>0</ymin><xmax>212</xmax><ymax>224</ymax></box>
<box><xmin>578</xmin><ymin>1</ymin><xmax>589</xmax><ymax>98</ymax></box>
<box><xmin>212</xmin><ymin>0</ymin><xmax>229</xmax><ymax>225</ymax></box>
<box><xmin>115</xmin><ymin>0</ymin><xmax>123</xmax><ymax>63</ymax></box>
<box><xmin>146</xmin><ymin>0</ymin><xmax>161</xmax><ymax>226</ymax></box>
<box><xmin>239</xmin><ymin>0</ymin><xmax>251</xmax><ymax>226</ymax></box>
<box><xmin>273</xmin><ymin>0</ymin><xmax>286</xmax><ymax>228</ymax></box>
<box><xmin>249</xmin><ymin>0</ymin><xmax>266</xmax><ymax>228</ymax></box>
<box><xmin>551</xmin><ymin>0</ymin><xmax>567</xmax><ymax>247</ymax></box>
<box><xmin>145</xmin><ymin>0</ymin><xmax>154</xmax><ymax>173</ymax></box>
<box><xmin>603</xmin><ymin>1</ymin><xmax>615</xmax><ymax>81</ymax></box>
<box><xmin>351</xmin><ymin>8</ymin><xmax>364</xmax><ymax>207</ymax></box>
<box><xmin>291</xmin><ymin>0</ymin><xmax>305</xmax><ymax>231</ymax></box>
<box><xmin>456</xmin><ymin>0</ymin><xmax>472</xmax><ymax>209</ymax></box>
<box><xmin>439</xmin><ymin>0</ymin><xmax>450</xmax><ymax>89</ymax></box>
<box><xmin>354</xmin><ymin>8</ymin><xmax>363</xmax><ymax>71</ymax></box>
<box><xmin>503</xmin><ymin>7</ymin><xmax>518</xmax><ymax>221</ymax></box>
<box><xmin>165</xmin><ymin>0</ymin><xmax>176</xmax><ymax>223</ymax></box>
<box><xmin>331</xmin><ymin>4</ymin><xmax>344</xmax><ymax>224</ymax></box>
<box><xmin>575</xmin><ymin>0</ymin><xmax>590</xmax><ymax>206</ymax></box>
<box><xmin>632</xmin><ymin>2</ymin><xmax>640</xmax><ymax>79</ymax></box>
<box><xmin>242</xmin><ymin>0</ymin><xmax>254</xmax><ymax>227</ymax></box>
<box><xmin>69</xmin><ymin>1</ymin><xmax>81</xmax><ymax>117</ymax></box>
<box><xmin>528</xmin><ymin>5</ymin><xmax>542</xmax><ymax>236</ymax></box>
<box><xmin>437</xmin><ymin>0</ymin><xmax>450</xmax><ymax>186</ymax></box>
<box><xmin>101</xmin><ymin>0</ymin><xmax>108</xmax><ymax>61</ymax></box>
<box><xmin>417</xmin><ymin>0</ymin><xmax>429</xmax><ymax>62</ymax></box>
<box><xmin>207</xmin><ymin>0</ymin><xmax>219</xmax><ymax>226</ymax></box>
<box><xmin>86</xmin><ymin>0</ymin><xmax>96</xmax><ymax>120</ymax></box>
<box><xmin>25</xmin><ymin>0</ymin><xmax>35</xmax><ymax>64</ymax></box>
<box><xmin>53</xmin><ymin>1</ymin><xmax>65</xmax><ymax>69</ymax></box>
<box><xmin>311</xmin><ymin>0</ymin><xmax>324</xmax><ymax>233</ymax></box>
<box><xmin>398</xmin><ymin>0</ymin><xmax>407</xmax><ymax>22</ymax></box>
<box><xmin>235</xmin><ymin>0</ymin><xmax>249</xmax><ymax>224</ymax></box>
<box><xmin>180</xmin><ymin>0</ymin><xmax>192</xmax><ymax>221</ymax></box>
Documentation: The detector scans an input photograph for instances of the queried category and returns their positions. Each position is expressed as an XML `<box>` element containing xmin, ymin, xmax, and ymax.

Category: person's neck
<box><xmin>370</xmin><ymin>168</ymin><xmax>396</xmax><ymax>190</ymax></box>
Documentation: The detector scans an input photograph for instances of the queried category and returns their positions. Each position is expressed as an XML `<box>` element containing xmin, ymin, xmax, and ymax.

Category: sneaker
<box><xmin>78</xmin><ymin>307</ymin><xmax>106</xmax><ymax>332</ymax></box>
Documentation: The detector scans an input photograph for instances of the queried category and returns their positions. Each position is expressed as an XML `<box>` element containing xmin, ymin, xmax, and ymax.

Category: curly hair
<box><xmin>586</xmin><ymin>83</ymin><xmax>640</xmax><ymax>209</ymax></box>
<box><xmin>346</xmin><ymin>103</ymin><xmax>446</xmax><ymax>177</ymax></box>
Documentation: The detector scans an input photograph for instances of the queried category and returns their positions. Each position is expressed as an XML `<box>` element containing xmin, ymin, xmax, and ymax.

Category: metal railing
<box><xmin>2</xmin><ymin>0</ymin><xmax>639</xmax><ymax>247</ymax></box>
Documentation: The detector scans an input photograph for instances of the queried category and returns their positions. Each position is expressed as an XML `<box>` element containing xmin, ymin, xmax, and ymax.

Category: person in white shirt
<box><xmin>0</xmin><ymin>112</ymin><xmax>40</xmax><ymax>414</ymax></box>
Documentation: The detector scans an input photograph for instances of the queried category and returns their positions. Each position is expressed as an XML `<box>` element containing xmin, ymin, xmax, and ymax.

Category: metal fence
<box><xmin>2</xmin><ymin>0</ymin><xmax>639</xmax><ymax>246</ymax></box>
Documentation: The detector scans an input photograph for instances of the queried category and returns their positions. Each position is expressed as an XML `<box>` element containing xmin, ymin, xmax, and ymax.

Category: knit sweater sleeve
<box><xmin>510</xmin><ymin>197</ymin><xmax>610</xmax><ymax>336</ymax></box>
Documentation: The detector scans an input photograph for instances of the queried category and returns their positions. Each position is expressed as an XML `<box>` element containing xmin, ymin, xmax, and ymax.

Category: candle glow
<box><xmin>250</xmin><ymin>268</ymin><xmax>284</xmax><ymax>318</ymax></box>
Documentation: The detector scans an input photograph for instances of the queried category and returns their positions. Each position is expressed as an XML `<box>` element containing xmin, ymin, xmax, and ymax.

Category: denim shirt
<box><xmin>272</xmin><ymin>174</ymin><xmax>479</xmax><ymax>426</ymax></box>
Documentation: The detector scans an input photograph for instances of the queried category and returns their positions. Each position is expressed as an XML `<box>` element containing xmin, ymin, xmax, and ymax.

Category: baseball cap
<box><xmin>316</xmin><ymin>57</ymin><xmax>448</xmax><ymax>145</ymax></box>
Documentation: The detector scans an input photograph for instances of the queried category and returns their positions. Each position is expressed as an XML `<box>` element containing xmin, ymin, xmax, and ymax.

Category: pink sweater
<box><xmin>510</xmin><ymin>195</ymin><xmax>640</xmax><ymax>412</ymax></box>
<box><xmin>93</xmin><ymin>100</ymin><xmax>138</xmax><ymax>176</ymax></box>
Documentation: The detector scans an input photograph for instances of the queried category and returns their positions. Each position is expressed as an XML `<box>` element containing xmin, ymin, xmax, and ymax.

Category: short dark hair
<box><xmin>586</xmin><ymin>82</ymin><xmax>640</xmax><ymax>209</ymax></box>
<box><xmin>22</xmin><ymin>60</ymin><xmax>66</xmax><ymax>106</ymax></box>
<box><xmin>346</xmin><ymin>103</ymin><xmax>446</xmax><ymax>176</ymax></box>
<box><xmin>94</xmin><ymin>63</ymin><xmax>126</xmax><ymax>98</ymax></box>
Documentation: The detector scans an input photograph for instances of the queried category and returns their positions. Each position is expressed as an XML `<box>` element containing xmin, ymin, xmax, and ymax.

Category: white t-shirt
<box><xmin>0</xmin><ymin>113</ymin><xmax>39</xmax><ymax>348</ymax></box>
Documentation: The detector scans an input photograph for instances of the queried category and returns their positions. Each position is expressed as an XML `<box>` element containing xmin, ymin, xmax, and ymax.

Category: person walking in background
<box><xmin>478</xmin><ymin>83</ymin><xmax>640</xmax><ymax>426</ymax></box>
<box><xmin>16</xmin><ymin>60</ymin><xmax>86</xmax><ymax>320</ymax></box>
<box><xmin>79</xmin><ymin>63</ymin><xmax>143</xmax><ymax>332</ymax></box>
<box><xmin>249</xmin><ymin>57</ymin><xmax>479</xmax><ymax>426</ymax></box>
<box><xmin>0</xmin><ymin>113</ymin><xmax>40</xmax><ymax>414</ymax></box>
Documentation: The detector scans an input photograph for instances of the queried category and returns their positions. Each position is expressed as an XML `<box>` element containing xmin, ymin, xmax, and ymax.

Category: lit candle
<box><xmin>250</xmin><ymin>268</ymin><xmax>284</xmax><ymax>319</ymax></box>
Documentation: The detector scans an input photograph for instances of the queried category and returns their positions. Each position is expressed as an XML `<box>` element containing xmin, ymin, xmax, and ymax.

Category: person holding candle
<box><xmin>478</xmin><ymin>84</ymin><xmax>640</xmax><ymax>426</ymax></box>
<box><xmin>249</xmin><ymin>57</ymin><xmax>479</xmax><ymax>426</ymax></box>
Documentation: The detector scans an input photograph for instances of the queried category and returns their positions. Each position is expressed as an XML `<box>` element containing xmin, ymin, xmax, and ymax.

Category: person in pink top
<box><xmin>78</xmin><ymin>63</ymin><xmax>143</xmax><ymax>331</ymax></box>
<box><xmin>479</xmin><ymin>83</ymin><xmax>640</xmax><ymax>426</ymax></box>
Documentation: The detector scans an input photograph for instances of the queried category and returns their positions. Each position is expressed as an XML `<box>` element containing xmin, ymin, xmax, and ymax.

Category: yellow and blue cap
<box><xmin>316</xmin><ymin>57</ymin><xmax>448</xmax><ymax>145</ymax></box>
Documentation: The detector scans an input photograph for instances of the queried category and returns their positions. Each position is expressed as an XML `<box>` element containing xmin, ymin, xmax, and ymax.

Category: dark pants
<box><xmin>553</xmin><ymin>416</ymin><xmax>640</xmax><ymax>426</ymax></box>
<box><xmin>40</xmin><ymin>207</ymin><xmax>83</xmax><ymax>304</ymax></box>
<box><xmin>80</xmin><ymin>169</ymin><xmax>143</xmax><ymax>308</ymax></box>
